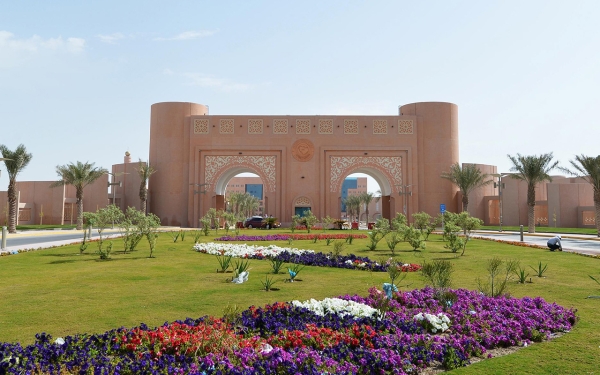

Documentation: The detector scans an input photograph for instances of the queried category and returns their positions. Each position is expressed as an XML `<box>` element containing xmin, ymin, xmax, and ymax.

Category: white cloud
<box><xmin>97</xmin><ymin>32</ymin><xmax>125</xmax><ymax>44</ymax></box>
<box><xmin>0</xmin><ymin>31</ymin><xmax>85</xmax><ymax>68</ymax></box>
<box><xmin>163</xmin><ymin>68</ymin><xmax>174</xmax><ymax>75</ymax></box>
<box><xmin>154</xmin><ymin>30</ymin><xmax>217</xmax><ymax>41</ymax></box>
<box><xmin>183</xmin><ymin>72</ymin><xmax>250</xmax><ymax>92</ymax></box>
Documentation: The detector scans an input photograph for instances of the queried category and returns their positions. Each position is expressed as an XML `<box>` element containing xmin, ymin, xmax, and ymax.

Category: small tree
<box><xmin>477</xmin><ymin>257</ymin><xmax>519</xmax><ymax>297</ymax></box>
<box><xmin>301</xmin><ymin>210</ymin><xmax>318</xmax><ymax>233</ymax></box>
<box><xmin>440</xmin><ymin>163</ymin><xmax>493</xmax><ymax>212</ymax></box>
<box><xmin>290</xmin><ymin>214</ymin><xmax>301</xmax><ymax>233</ymax></box>
<box><xmin>321</xmin><ymin>215</ymin><xmax>335</xmax><ymax>232</ymax></box>
<box><xmin>403</xmin><ymin>225</ymin><xmax>426</xmax><ymax>252</ymax></box>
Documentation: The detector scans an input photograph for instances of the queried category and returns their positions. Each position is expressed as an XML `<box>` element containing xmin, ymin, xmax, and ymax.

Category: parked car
<box><xmin>243</xmin><ymin>216</ymin><xmax>280</xmax><ymax>229</ymax></box>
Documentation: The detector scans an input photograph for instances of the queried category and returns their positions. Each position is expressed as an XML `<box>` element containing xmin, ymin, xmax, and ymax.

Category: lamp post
<box><xmin>107</xmin><ymin>172</ymin><xmax>129</xmax><ymax>228</ymax></box>
<box><xmin>491</xmin><ymin>174</ymin><xmax>510</xmax><ymax>232</ymax></box>
<box><xmin>396</xmin><ymin>184</ymin><xmax>412</xmax><ymax>223</ymax></box>
<box><xmin>190</xmin><ymin>183</ymin><xmax>208</xmax><ymax>228</ymax></box>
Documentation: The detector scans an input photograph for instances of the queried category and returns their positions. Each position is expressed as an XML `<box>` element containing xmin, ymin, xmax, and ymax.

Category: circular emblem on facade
<box><xmin>291</xmin><ymin>139</ymin><xmax>314</xmax><ymax>162</ymax></box>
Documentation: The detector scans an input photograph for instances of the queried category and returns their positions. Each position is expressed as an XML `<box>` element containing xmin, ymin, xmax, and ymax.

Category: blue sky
<box><xmin>1</xmin><ymin>1</ymin><xmax>599</xmax><ymax>191</ymax></box>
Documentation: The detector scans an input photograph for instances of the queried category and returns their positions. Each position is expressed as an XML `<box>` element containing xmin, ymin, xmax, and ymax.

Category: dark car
<box><xmin>243</xmin><ymin>216</ymin><xmax>280</xmax><ymax>229</ymax></box>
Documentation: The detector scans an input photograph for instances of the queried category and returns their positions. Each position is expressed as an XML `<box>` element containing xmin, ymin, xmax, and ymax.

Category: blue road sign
<box><xmin>440</xmin><ymin>204</ymin><xmax>446</xmax><ymax>213</ymax></box>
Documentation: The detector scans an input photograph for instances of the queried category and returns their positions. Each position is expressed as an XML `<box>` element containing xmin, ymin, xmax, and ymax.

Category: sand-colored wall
<box><xmin>149</xmin><ymin>102</ymin><xmax>209</xmax><ymax>226</ymax></box>
<box><xmin>149</xmin><ymin>101</ymin><xmax>459</xmax><ymax>227</ymax></box>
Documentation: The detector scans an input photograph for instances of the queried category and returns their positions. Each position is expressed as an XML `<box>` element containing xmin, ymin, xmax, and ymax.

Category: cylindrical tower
<box><xmin>149</xmin><ymin>102</ymin><xmax>208</xmax><ymax>226</ymax></box>
<box><xmin>399</xmin><ymin>102</ymin><xmax>460</xmax><ymax>216</ymax></box>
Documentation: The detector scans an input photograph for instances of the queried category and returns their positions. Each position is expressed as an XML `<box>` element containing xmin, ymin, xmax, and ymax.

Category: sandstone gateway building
<box><xmin>148</xmin><ymin>101</ymin><xmax>460</xmax><ymax>227</ymax></box>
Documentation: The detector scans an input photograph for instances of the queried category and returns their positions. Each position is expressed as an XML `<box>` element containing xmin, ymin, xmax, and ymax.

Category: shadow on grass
<box><xmin>48</xmin><ymin>259</ymin><xmax>76</xmax><ymax>264</ymax></box>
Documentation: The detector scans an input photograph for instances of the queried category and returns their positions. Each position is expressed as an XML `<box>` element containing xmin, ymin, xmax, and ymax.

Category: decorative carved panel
<box><xmin>373</xmin><ymin>119</ymin><xmax>388</xmax><ymax>134</ymax></box>
<box><xmin>193</xmin><ymin>119</ymin><xmax>209</xmax><ymax>134</ymax></box>
<box><xmin>295</xmin><ymin>196</ymin><xmax>311</xmax><ymax>206</ymax></box>
<box><xmin>344</xmin><ymin>119</ymin><xmax>359</xmax><ymax>134</ymax></box>
<box><xmin>219</xmin><ymin>119</ymin><xmax>235</xmax><ymax>134</ymax></box>
<box><xmin>273</xmin><ymin>119</ymin><xmax>288</xmax><ymax>134</ymax></box>
<box><xmin>330</xmin><ymin>156</ymin><xmax>402</xmax><ymax>192</ymax></box>
<box><xmin>295</xmin><ymin>119</ymin><xmax>311</xmax><ymax>134</ymax></box>
<box><xmin>205</xmin><ymin>156</ymin><xmax>277</xmax><ymax>192</ymax></box>
<box><xmin>248</xmin><ymin>119</ymin><xmax>263</xmax><ymax>134</ymax></box>
<box><xmin>398</xmin><ymin>119</ymin><xmax>414</xmax><ymax>134</ymax></box>
<box><xmin>318</xmin><ymin>119</ymin><xmax>333</xmax><ymax>134</ymax></box>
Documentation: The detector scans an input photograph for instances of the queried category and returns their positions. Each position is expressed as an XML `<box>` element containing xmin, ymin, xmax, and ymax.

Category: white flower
<box><xmin>291</xmin><ymin>298</ymin><xmax>380</xmax><ymax>319</ymax></box>
<box><xmin>193</xmin><ymin>243</ymin><xmax>314</xmax><ymax>258</ymax></box>
<box><xmin>412</xmin><ymin>312</ymin><xmax>451</xmax><ymax>333</ymax></box>
<box><xmin>54</xmin><ymin>337</ymin><xmax>65</xmax><ymax>345</ymax></box>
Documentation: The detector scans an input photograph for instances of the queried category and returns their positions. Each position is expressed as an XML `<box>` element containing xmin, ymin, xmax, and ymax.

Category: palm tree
<box><xmin>441</xmin><ymin>163</ymin><xmax>493</xmax><ymax>212</ymax></box>
<box><xmin>136</xmin><ymin>160</ymin><xmax>156</xmax><ymax>214</ymax></box>
<box><xmin>52</xmin><ymin>161</ymin><xmax>108</xmax><ymax>230</ymax></box>
<box><xmin>559</xmin><ymin>154</ymin><xmax>600</xmax><ymax>237</ymax></box>
<box><xmin>0</xmin><ymin>144</ymin><xmax>33</xmax><ymax>233</ymax></box>
<box><xmin>344</xmin><ymin>194</ymin><xmax>361</xmax><ymax>223</ymax></box>
<box><xmin>360</xmin><ymin>191</ymin><xmax>375</xmax><ymax>223</ymax></box>
<box><xmin>508</xmin><ymin>153</ymin><xmax>558</xmax><ymax>233</ymax></box>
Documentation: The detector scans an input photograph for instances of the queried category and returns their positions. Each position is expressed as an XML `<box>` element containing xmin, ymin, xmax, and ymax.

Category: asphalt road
<box><xmin>1</xmin><ymin>228</ymin><xmax>123</xmax><ymax>253</ymax></box>
<box><xmin>2</xmin><ymin>228</ymin><xmax>600</xmax><ymax>257</ymax></box>
<box><xmin>473</xmin><ymin>231</ymin><xmax>600</xmax><ymax>256</ymax></box>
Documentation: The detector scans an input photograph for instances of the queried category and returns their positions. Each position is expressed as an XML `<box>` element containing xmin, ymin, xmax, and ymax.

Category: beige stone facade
<box><xmin>149</xmin><ymin>101</ymin><xmax>460</xmax><ymax>227</ymax></box>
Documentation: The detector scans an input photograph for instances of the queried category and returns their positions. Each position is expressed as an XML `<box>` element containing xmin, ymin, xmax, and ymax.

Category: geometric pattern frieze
<box><xmin>330</xmin><ymin>156</ymin><xmax>402</xmax><ymax>192</ymax></box>
<box><xmin>219</xmin><ymin>119</ymin><xmax>235</xmax><ymax>134</ymax></box>
<box><xmin>344</xmin><ymin>119</ymin><xmax>359</xmax><ymax>134</ymax></box>
<box><xmin>373</xmin><ymin>119</ymin><xmax>387</xmax><ymax>134</ymax></box>
<box><xmin>273</xmin><ymin>119</ymin><xmax>288</xmax><ymax>134</ymax></box>
<box><xmin>296</xmin><ymin>119</ymin><xmax>311</xmax><ymax>134</ymax></box>
<box><xmin>318</xmin><ymin>119</ymin><xmax>334</xmax><ymax>134</ymax></box>
<box><xmin>398</xmin><ymin>119</ymin><xmax>414</xmax><ymax>134</ymax></box>
<box><xmin>248</xmin><ymin>119</ymin><xmax>264</xmax><ymax>134</ymax></box>
<box><xmin>205</xmin><ymin>155</ymin><xmax>277</xmax><ymax>192</ymax></box>
<box><xmin>193</xmin><ymin>119</ymin><xmax>209</xmax><ymax>134</ymax></box>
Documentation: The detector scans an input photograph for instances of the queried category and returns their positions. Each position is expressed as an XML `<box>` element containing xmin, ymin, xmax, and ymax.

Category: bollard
<box><xmin>520</xmin><ymin>225</ymin><xmax>524</xmax><ymax>241</ymax></box>
<box><xmin>1</xmin><ymin>226</ymin><xmax>7</xmax><ymax>250</ymax></box>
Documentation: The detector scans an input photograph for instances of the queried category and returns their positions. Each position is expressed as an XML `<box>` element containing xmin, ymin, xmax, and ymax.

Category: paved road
<box><xmin>473</xmin><ymin>231</ymin><xmax>600</xmax><ymax>256</ymax></box>
<box><xmin>0</xmin><ymin>229</ymin><xmax>122</xmax><ymax>253</ymax></box>
<box><xmin>3</xmin><ymin>228</ymin><xmax>600</xmax><ymax>257</ymax></box>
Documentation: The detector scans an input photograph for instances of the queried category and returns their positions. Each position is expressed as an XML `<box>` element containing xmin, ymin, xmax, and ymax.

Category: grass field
<box><xmin>1</xmin><ymin>228</ymin><xmax>599</xmax><ymax>374</ymax></box>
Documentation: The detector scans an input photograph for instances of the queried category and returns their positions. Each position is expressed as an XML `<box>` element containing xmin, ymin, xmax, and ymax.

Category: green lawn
<box><xmin>1</xmin><ymin>228</ymin><xmax>599</xmax><ymax>374</ymax></box>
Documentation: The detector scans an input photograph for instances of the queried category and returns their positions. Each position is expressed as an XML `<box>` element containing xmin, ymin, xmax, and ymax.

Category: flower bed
<box><xmin>214</xmin><ymin>233</ymin><xmax>368</xmax><ymax>241</ymax></box>
<box><xmin>0</xmin><ymin>287</ymin><xmax>576</xmax><ymax>374</ymax></box>
<box><xmin>193</xmin><ymin>242</ymin><xmax>420</xmax><ymax>272</ymax></box>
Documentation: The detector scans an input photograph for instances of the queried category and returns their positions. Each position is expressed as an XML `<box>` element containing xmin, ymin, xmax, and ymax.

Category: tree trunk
<box><xmin>462</xmin><ymin>195</ymin><xmax>469</xmax><ymax>212</ymax></box>
<box><xmin>7</xmin><ymin>179</ymin><xmax>17</xmax><ymax>233</ymax></box>
<box><xmin>527</xmin><ymin>184</ymin><xmax>536</xmax><ymax>234</ymax></box>
<box><xmin>528</xmin><ymin>205</ymin><xmax>535</xmax><ymax>234</ymax></box>
<box><xmin>140</xmin><ymin>199</ymin><xmax>147</xmax><ymax>216</ymax></box>
<box><xmin>76</xmin><ymin>187</ymin><xmax>84</xmax><ymax>230</ymax></box>
<box><xmin>594</xmin><ymin>194</ymin><xmax>600</xmax><ymax>238</ymax></box>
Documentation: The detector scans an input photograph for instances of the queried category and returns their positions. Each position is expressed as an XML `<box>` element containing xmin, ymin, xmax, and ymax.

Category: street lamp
<box><xmin>491</xmin><ymin>174</ymin><xmax>510</xmax><ymax>232</ymax></box>
<box><xmin>396</xmin><ymin>184</ymin><xmax>412</xmax><ymax>222</ymax></box>
<box><xmin>107</xmin><ymin>172</ymin><xmax>129</xmax><ymax>228</ymax></box>
<box><xmin>190</xmin><ymin>183</ymin><xmax>208</xmax><ymax>228</ymax></box>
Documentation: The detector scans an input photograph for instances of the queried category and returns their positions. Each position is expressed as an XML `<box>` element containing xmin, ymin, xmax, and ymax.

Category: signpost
<box><xmin>440</xmin><ymin>204</ymin><xmax>446</xmax><ymax>231</ymax></box>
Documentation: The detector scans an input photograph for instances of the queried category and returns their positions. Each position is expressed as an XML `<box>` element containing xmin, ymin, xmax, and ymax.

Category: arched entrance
<box><xmin>328</xmin><ymin>156</ymin><xmax>404</xmax><ymax>223</ymax></box>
